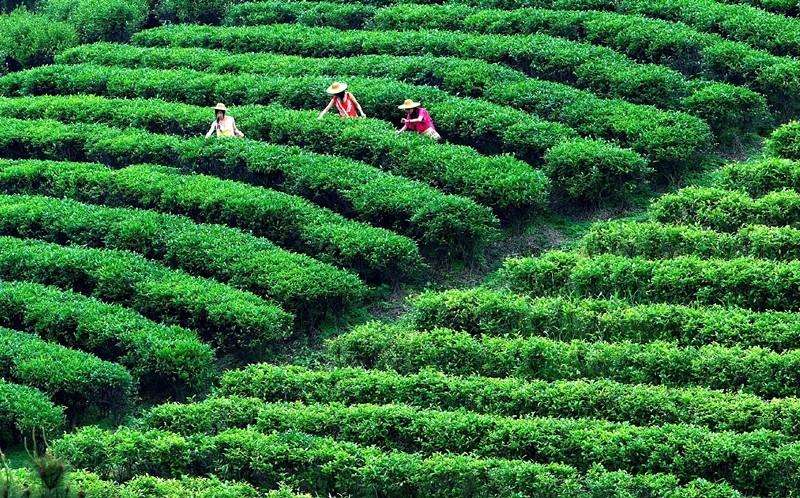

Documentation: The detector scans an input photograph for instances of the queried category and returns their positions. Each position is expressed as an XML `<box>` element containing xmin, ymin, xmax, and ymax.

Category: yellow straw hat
<box><xmin>398</xmin><ymin>99</ymin><xmax>421</xmax><ymax>110</ymax></box>
<box><xmin>326</xmin><ymin>82</ymin><xmax>348</xmax><ymax>94</ymax></box>
<box><xmin>213</xmin><ymin>103</ymin><xmax>228</xmax><ymax>112</ymax></box>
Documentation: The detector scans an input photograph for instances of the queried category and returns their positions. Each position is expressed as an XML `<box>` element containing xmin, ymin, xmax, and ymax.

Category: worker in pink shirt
<box><xmin>396</xmin><ymin>99</ymin><xmax>441</xmax><ymax>140</ymax></box>
<box><xmin>318</xmin><ymin>81</ymin><xmax>366</xmax><ymax>119</ymax></box>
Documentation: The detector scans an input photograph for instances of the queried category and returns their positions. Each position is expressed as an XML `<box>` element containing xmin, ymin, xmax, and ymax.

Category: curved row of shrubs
<box><xmin>408</xmin><ymin>288</ymin><xmax>800</xmax><ymax>351</ymax></box>
<box><xmin>0</xmin><ymin>193</ymin><xmax>368</xmax><ymax>317</ymax></box>
<box><xmin>131</xmin><ymin>22</ymin><xmax>766</xmax><ymax>133</ymax></box>
<box><xmin>233</xmin><ymin>0</ymin><xmax>783</xmax><ymax>121</ymax></box>
<box><xmin>52</xmin><ymin>426</ymin><xmax>744</xmax><ymax>497</ymax></box>
<box><xmin>56</xmin><ymin>43</ymin><xmax>713</xmax><ymax>173</ymax></box>
<box><xmin>0</xmin><ymin>65</ymin><xmax>639</xmax><ymax>206</ymax></box>
<box><xmin>495</xmin><ymin>250</ymin><xmax>800</xmax><ymax>311</ymax></box>
<box><xmin>0</xmin><ymin>378</ymin><xmax>65</xmax><ymax>444</ymax></box>
<box><xmin>766</xmin><ymin>120</ymin><xmax>800</xmax><ymax>160</ymax></box>
<box><xmin>582</xmin><ymin>220</ymin><xmax>800</xmax><ymax>261</ymax></box>
<box><xmin>649</xmin><ymin>186</ymin><xmax>800</xmax><ymax>232</ymax></box>
<box><xmin>5</xmin><ymin>468</ymin><xmax>280</xmax><ymax>498</ymax></box>
<box><xmin>0</xmin><ymin>118</ymin><xmax>499</xmax><ymax>257</ymax></box>
<box><xmin>0</xmin><ymin>235</ymin><xmax>292</xmax><ymax>352</ymax></box>
<box><xmin>0</xmin><ymin>326</ymin><xmax>133</xmax><ymax>419</ymax></box>
<box><xmin>711</xmin><ymin>158</ymin><xmax>800</xmax><ymax>196</ymax></box>
<box><xmin>218</xmin><ymin>364</ymin><xmax>800</xmax><ymax>436</ymax></box>
<box><xmin>357</xmin><ymin>1</ymin><xmax>792</xmax><ymax>115</ymax></box>
<box><xmin>139</xmin><ymin>397</ymin><xmax>795</xmax><ymax>496</ymax></box>
<box><xmin>0</xmin><ymin>88</ymin><xmax>562</xmax><ymax>208</ymax></box>
<box><xmin>329</xmin><ymin>322</ymin><xmax>800</xmax><ymax>398</ymax></box>
<box><xmin>0</xmin><ymin>159</ymin><xmax>420</xmax><ymax>279</ymax></box>
<box><xmin>0</xmin><ymin>279</ymin><xmax>213</xmax><ymax>396</ymax></box>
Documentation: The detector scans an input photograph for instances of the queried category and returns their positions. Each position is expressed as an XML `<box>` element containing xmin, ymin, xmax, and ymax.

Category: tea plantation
<box><xmin>0</xmin><ymin>0</ymin><xmax>798</xmax><ymax>496</ymax></box>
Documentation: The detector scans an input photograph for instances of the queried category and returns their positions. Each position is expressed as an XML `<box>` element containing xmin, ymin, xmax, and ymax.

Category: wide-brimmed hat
<box><xmin>213</xmin><ymin>103</ymin><xmax>228</xmax><ymax>112</ymax></box>
<box><xmin>326</xmin><ymin>82</ymin><xmax>348</xmax><ymax>94</ymax></box>
<box><xmin>398</xmin><ymin>99</ymin><xmax>421</xmax><ymax>110</ymax></box>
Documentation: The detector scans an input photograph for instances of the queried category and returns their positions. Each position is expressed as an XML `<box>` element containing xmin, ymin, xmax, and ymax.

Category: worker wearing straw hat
<box><xmin>205</xmin><ymin>103</ymin><xmax>244</xmax><ymax>138</ymax></box>
<box><xmin>318</xmin><ymin>82</ymin><xmax>366</xmax><ymax>119</ymax></box>
<box><xmin>396</xmin><ymin>99</ymin><xmax>440</xmax><ymax>140</ymax></box>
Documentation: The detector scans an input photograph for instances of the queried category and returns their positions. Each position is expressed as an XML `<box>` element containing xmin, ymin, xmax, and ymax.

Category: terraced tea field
<box><xmin>1</xmin><ymin>0</ymin><xmax>800</xmax><ymax>495</ymax></box>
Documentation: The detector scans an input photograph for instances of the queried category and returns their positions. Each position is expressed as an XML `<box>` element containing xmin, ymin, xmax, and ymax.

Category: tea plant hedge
<box><xmin>495</xmin><ymin>250</ymin><xmax>800</xmax><ymax>311</ymax></box>
<box><xmin>0</xmin><ymin>235</ymin><xmax>292</xmax><ymax>352</ymax></box>
<box><xmin>0</xmin><ymin>193</ymin><xmax>367</xmax><ymax>316</ymax></box>
<box><xmin>218</xmin><ymin>364</ymin><xmax>800</xmax><ymax>435</ymax></box>
<box><xmin>408</xmin><ymin>288</ymin><xmax>800</xmax><ymax>350</ymax></box>
<box><xmin>0</xmin><ymin>378</ymin><xmax>64</xmax><ymax>444</ymax></box>
<box><xmin>57</xmin><ymin>43</ymin><xmax>713</xmax><ymax>172</ymax></box>
<box><xmin>0</xmin><ymin>326</ymin><xmax>133</xmax><ymax>417</ymax></box>
<box><xmin>329</xmin><ymin>322</ymin><xmax>800</xmax><ymax>397</ymax></box>
<box><xmin>0</xmin><ymin>118</ymin><xmax>499</xmax><ymax>256</ymax></box>
<box><xmin>0</xmin><ymin>280</ymin><xmax>213</xmax><ymax>395</ymax></box>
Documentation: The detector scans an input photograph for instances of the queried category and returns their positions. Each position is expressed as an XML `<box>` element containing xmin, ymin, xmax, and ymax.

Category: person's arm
<box><xmin>318</xmin><ymin>97</ymin><xmax>335</xmax><ymax>119</ymax></box>
<box><xmin>205</xmin><ymin>121</ymin><xmax>216</xmax><ymax>138</ymax></box>
<box><xmin>231</xmin><ymin>117</ymin><xmax>244</xmax><ymax>138</ymax></box>
<box><xmin>351</xmin><ymin>93</ymin><xmax>366</xmax><ymax>118</ymax></box>
<box><xmin>396</xmin><ymin>124</ymin><xmax>408</xmax><ymax>134</ymax></box>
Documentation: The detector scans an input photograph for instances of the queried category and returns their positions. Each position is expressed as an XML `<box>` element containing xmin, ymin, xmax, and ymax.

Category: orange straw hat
<box><xmin>213</xmin><ymin>103</ymin><xmax>228</xmax><ymax>112</ymax></box>
<box><xmin>398</xmin><ymin>99</ymin><xmax>421</xmax><ymax>110</ymax></box>
<box><xmin>326</xmin><ymin>82</ymin><xmax>348</xmax><ymax>94</ymax></box>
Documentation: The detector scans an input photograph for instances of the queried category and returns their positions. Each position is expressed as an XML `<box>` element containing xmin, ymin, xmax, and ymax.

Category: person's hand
<box><xmin>401</xmin><ymin>118</ymin><xmax>407</xmax><ymax>123</ymax></box>
<box><xmin>396</xmin><ymin>129</ymin><xmax>402</xmax><ymax>134</ymax></box>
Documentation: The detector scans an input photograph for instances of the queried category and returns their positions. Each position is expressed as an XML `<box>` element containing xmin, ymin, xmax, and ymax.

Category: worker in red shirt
<box><xmin>318</xmin><ymin>81</ymin><xmax>366</xmax><ymax>119</ymax></box>
<box><xmin>396</xmin><ymin>99</ymin><xmax>441</xmax><ymax>140</ymax></box>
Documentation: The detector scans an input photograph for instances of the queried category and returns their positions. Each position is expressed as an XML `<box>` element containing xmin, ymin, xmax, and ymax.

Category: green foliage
<box><xmin>409</xmin><ymin>288</ymin><xmax>800</xmax><ymax>350</ymax></box>
<box><xmin>495</xmin><ymin>250</ymin><xmax>800</xmax><ymax>311</ymax></box>
<box><xmin>0</xmin><ymin>84</ymin><xmax>555</xmax><ymax>213</ymax></box>
<box><xmin>41</xmin><ymin>0</ymin><xmax>147</xmax><ymax>43</ymax></box>
<box><xmin>0</xmin><ymin>327</ymin><xmax>133</xmax><ymax>418</ymax></box>
<box><xmin>0</xmin><ymin>193</ymin><xmax>367</xmax><ymax>319</ymax></box>
<box><xmin>57</xmin><ymin>43</ymin><xmax>712</xmax><ymax>175</ymax></box>
<box><xmin>330</xmin><ymin>322</ymin><xmax>800</xmax><ymax>397</ymax></box>
<box><xmin>766</xmin><ymin>120</ymin><xmax>800</xmax><ymax>160</ymax></box>
<box><xmin>712</xmin><ymin>158</ymin><xmax>800</xmax><ymax>196</ymax></box>
<box><xmin>0</xmin><ymin>159</ymin><xmax>421</xmax><ymax>280</ymax></box>
<box><xmin>649</xmin><ymin>186</ymin><xmax>800</xmax><ymax>232</ymax></box>
<box><xmin>0</xmin><ymin>235</ymin><xmax>292</xmax><ymax>352</ymax></box>
<box><xmin>51</xmin><ymin>426</ymin><xmax>744</xmax><ymax>497</ymax></box>
<box><xmin>0</xmin><ymin>118</ymin><xmax>498</xmax><ymax>258</ymax></box>
<box><xmin>0</xmin><ymin>280</ymin><xmax>213</xmax><ymax>396</ymax></box>
<box><xmin>584</xmin><ymin>220</ymin><xmax>800</xmax><ymax>260</ymax></box>
<box><xmin>157</xmin><ymin>0</ymin><xmax>233</xmax><ymax>24</ymax></box>
<box><xmin>218</xmin><ymin>364</ymin><xmax>800</xmax><ymax>435</ymax></box>
<box><xmin>544</xmin><ymin>140</ymin><xmax>651</xmax><ymax>204</ymax></box>
<box><xmin>0</xmin><ymin>379</ymin><xmax>64</xmax><ymax>444</ymax></box>
<box><xmin>0</xmin><ymin>9</ymin><xmax>76</xmax><ymax>70</ymax></box>
<box><xmin>138</xmin><ymin>398</ymin><xmax>796</xmax><ymax>496</ymax></box>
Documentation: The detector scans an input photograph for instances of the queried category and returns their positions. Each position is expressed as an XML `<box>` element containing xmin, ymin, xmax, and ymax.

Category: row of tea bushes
<box><xmin>0</xmin><ymin>118</ymin><xmax>499</xmax><ymax>258</ymax></box>
<box><xmin>139</xmin><ymin>397</ymin><xmax>794</xmax><ymax>495</ymax></box>
<box><xmin>0</xmin><ymin>235</ymin><xmax>292</xmax><ymax>352</ymax></box>
<box><xmin>130</xmin><ymin>23</ymin><xmax>766</xmax><ymax>132</ymax></box>
<box><xmin>0</xmin><ymin>280</ymin><xmax>213</xmax><ymax>396</ymax></box>
<box><xmin>0</xmin><ymin>326</ymin><xmax>132</xmax><ymax>419</ymax></box>
<box><xmin>408</xmin><ymin>288</ymin><xmax>800</xmax><ymax>350</ymax></box>
<box><xmin>0</xmin><ymin>378</ymin><xmax>64</xmax><ymax>444</ymax></box>
<box><xmin>0</xmin><ymin>88</ymin><xmax>563</xmax><ymax>208</ymax></box>
<box><xmin>0</xmin><ymin>159</ymin><xmax>421</xmax><ymax>278</ymax></box>
<box><xmin>0</xmin><ymin>65</ymin><xmax>645</xmax><ymax>206</ymax></box>
<box><xmin>329</xmin><ymin>322</ymin><xmax>800</xmax><ymax>398</ymax></box>
<box><xmin>0</xmin><ymin>193</ymin><xmax>368</xmax><ymax>318</ymax></box>
<box><xmin>649</xmin><ymin>187</ymin><xmax>800</xmax><ymax>232</ymax></box>
<box><xmin>218</xmin><ymin>364</ymin><xmax>800</xmax><ymax>436</ymax></box>
<box><xmin>56</xmin><ymin>43</ymin><xmax>713</xmax><ymax>173</ymax></box>
<box><xmin>582</xmin><ymin>220</ymin><xmax>800</xmax><ymax>261</ymax></box>
<box><xmin>495</xmin><ymin>250</ymin><xmax>800</xmax><ymax>311</ymax></box>
<box><xmin>51</xmin><ymin>426</ymin><xmax>745</xmax><ymax>497</ymax></box>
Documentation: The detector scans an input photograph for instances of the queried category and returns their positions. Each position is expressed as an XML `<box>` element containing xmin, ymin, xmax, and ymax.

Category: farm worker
<box><xmin>205</xmin><ymin>103</ymin><xmax>244</xmax><ymax>138</ymax></box>
<box><xmin>318</xmin><ymin>81</ymin><xmax>366</xmax><ymax>119</ymax></box>
<box><xmin>396</xmin><ymin>99</ymin><xmax>441</xmax><ymax>140</ymax></box>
